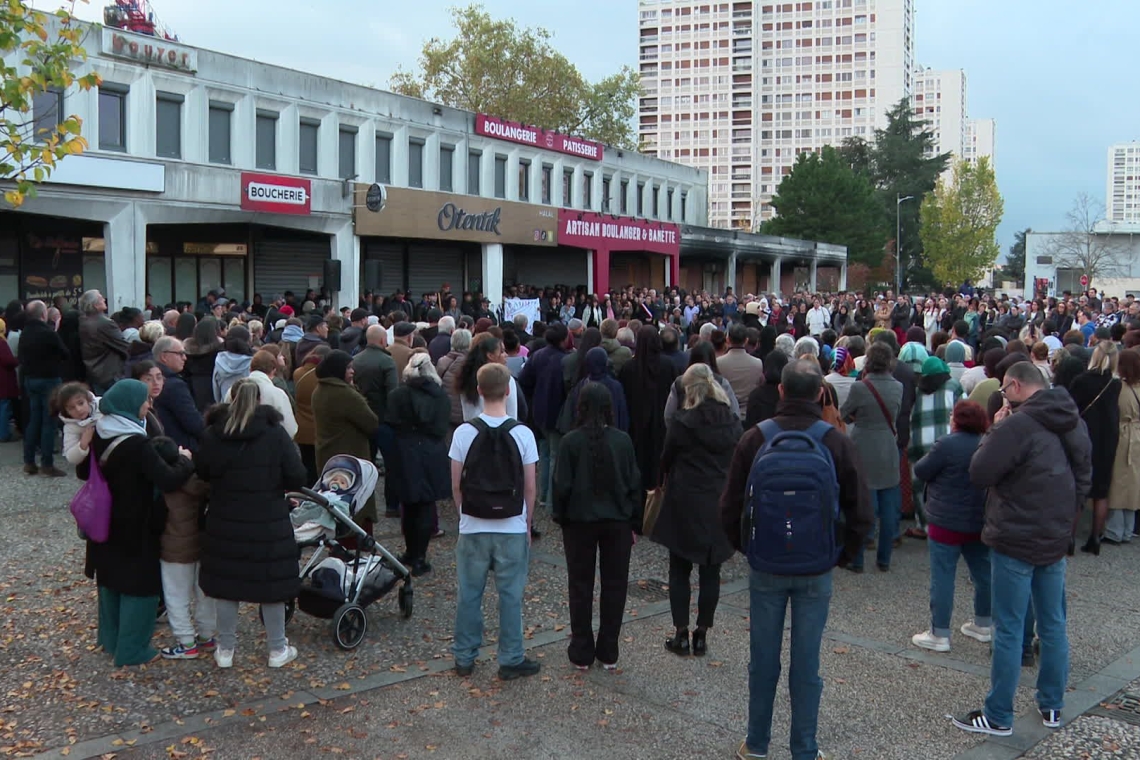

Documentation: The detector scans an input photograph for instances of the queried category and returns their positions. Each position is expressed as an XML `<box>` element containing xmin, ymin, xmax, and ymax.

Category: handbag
<box><xmin>69</xmin><ymin>435</ymin><xmax>129</xmax><ymax>543</ymax></box>
<box><xmin>643</xmin><ymin>483</ymin><xmax>666</xmax><ymax>537</ymax></box>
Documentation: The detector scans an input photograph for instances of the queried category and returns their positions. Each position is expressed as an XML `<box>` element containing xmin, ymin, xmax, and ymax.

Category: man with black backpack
<box><xmin>449</xmin><ymin>363</ymin><xmax>541</xmax><ymax>681</ymax></box>
<box><xmin>720</xmin><ymin>358</ymin><xmax>872</xmax><ymax>760</ymax></box>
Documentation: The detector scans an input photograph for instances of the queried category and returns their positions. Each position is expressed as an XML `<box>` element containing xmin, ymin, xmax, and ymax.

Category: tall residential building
<box><xmin>965</xmin><ymin>118</ymin><xmax>995</xmax><ymax>170</ymax></box>
<box><xmin>638</xmin><ymin>0</ymin><xmax>916</xmax><ymax>230</ymax></box>
<box><xmin>912</xmin><ymin>68</ymin><xmax>967</xmax><ymax>161</ymax></box>
<box><xmin>1107</xmin><ymin>142</ymin><xmax>1140</xmax><ymax>224</ymax></box>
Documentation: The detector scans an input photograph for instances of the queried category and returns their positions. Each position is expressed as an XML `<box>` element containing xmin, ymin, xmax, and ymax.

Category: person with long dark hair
<box><xmin>559</xmin><ymin>346</ymin><xmax>629</xmax><ymax>433</ymax></box>
<box><xmin>458</xmin><ymin>336</ymin><xmax>522</xmax><ymax>421</ymax></box>
<box><xmin>183</xmin><ymin>317</ymin><xmax>222</xmax><ymax>411</ymax></box>
<box><xmin>619</xmin><ymin>326</ymin><xmax>678</xmax><ymax>498</ymax></box>
<box><xmin>553</xmin><ymin>383</ymin><xmax>641</xmax><ymax>671</ymax></box>
<box><xmin>562</xmin><ymin>327</ymin><xmax>603</xmax><ymax>393</ymax></box>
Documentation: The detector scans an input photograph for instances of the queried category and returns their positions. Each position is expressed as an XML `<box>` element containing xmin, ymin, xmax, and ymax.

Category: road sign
<box><xmin>1080</xmin><ymin>274</ymin><xmax>1090</xmax><ymax>287</ymax></box>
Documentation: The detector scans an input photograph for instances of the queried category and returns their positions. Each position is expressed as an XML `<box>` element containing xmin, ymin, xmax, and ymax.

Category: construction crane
<box><xmin>103</xmin><ymin>0</ymin><xmax>178</xmax><ymax>41</ymax></box>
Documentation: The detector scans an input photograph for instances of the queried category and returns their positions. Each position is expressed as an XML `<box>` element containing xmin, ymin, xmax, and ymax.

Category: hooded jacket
<box><xmin>519</xmin><ymin>343</ymin><xmax>570</xmax><ymax>432</ymax></box>
<box><xmin>552</xmin><ymin>426</ymin><xmax>641</xmax><ymax>526</ymax></box>
<box><xmin>182</xmin><ymin>337</ymin><xmax>221</xmax><ymax>411</ymax></box>
<box><xmin>914</xmin><ymin>431</ymin><xmax>986</xmax><ymax>535</ymax></box>
<box><xmin>969</xmin><ymin>387</ymin><xmax>1093</xmax><ymax>565</ymax></box>
<box><xmin>212</xmin><ymin>350</ymin><xmax>252</xmax><ymax>404</ymax></box>
<box><xmin>600</xmin><ymin>337</ymin><xmax>633</xmax><ymax>375</ymax></box>
<box><xmin>385</xmin><ymin>377</ymin><xmax>452</xmax><ymax>504</ymax></box>
<box><xmin>558</xmin><ymin>347</ymin><xmax>630</xmax><ymax>433</ymax></box>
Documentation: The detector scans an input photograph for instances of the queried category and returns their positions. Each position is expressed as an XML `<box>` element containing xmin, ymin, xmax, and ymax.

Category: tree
<box><xmin>760</xmin><ymin>146</ymin><xmax>889</xmax><ymax>267</ymax></box>
<box><xmin>1003</xmin><ymin>227</ymin><xmax>1030</xmax><ymax>287</ymax></box>
<box><xmin>390</xmin><ymin>4</ymin><xmax>640</xmax><ymax>149</ymax></box>
<box><xmin>1046</xmin><ymin>193</ymin><xmax>1131</xmax><ymax>286</ymax></box>
<box><xmin>1</xmin><ymin>1</ymin><xmax>101</xmax><ymax>207</ymax></box>
<box><xmin>919</xmin><ymin>157</ymin><xmax>1004</xmax><ymax>285</ymax></box>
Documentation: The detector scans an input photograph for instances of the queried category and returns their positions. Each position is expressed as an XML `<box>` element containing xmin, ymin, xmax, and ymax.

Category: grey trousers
<box><xmin>215</xmin><ymin>600</ymin><xmax>287</xmax><ymax>653</ymax></box>
<box><xmin>1104</xmin><ymin>510</ymin><xmax>1136</xmax><ymax>543</ymax></box>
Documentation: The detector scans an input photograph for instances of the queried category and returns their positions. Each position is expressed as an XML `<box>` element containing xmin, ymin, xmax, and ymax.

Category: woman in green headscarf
<box><xmin>80</xmin><ymin>379</ymin><xmax>194</xmax><ymax>666</ymax></box>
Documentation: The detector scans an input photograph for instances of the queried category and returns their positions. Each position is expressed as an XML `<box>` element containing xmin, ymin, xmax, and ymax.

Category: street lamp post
<box><xmin>896</xmin><ymin>193</ymin><xmax>915</xmax><ymax>293</ymax></box>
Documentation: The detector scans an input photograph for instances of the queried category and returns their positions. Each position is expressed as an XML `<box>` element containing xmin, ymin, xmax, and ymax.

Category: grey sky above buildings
<box><xmin>69</xmin><ymin>0</ymin><xmax>1140</xmax><ymax>255</ymax></box>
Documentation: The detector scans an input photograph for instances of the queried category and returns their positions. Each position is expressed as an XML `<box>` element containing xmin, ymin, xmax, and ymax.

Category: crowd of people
<box><xmin>5</xmin><ymin>276</ymin><xmax>1137</xmax><ymax>759</ymax></box>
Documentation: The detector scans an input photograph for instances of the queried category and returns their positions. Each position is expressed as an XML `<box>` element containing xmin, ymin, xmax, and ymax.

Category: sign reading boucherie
<box><xmin>354</xmin><ymin>185</ymin><xmax>556</xmax><ymax>247</ymax></box>
<box><xmin>476</xmin><ymin>114</ymin><xmax>603</xmax><ymax>162</ymax></box>
<box><xmin>557</xmin><ymin>210</ymin><xmax>680</xmax><ymax>256</ymax></box>
<box><xmin>240</xmin><ymin>173</ymin><xmax>312</xmax><ymax>215</ymax></box>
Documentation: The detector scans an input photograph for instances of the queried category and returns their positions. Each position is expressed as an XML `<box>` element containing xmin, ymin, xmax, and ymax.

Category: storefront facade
<box><xmin>557</xmin><ymin>211</ymin><xmax>681</xmax><ymax>295</ymax></box>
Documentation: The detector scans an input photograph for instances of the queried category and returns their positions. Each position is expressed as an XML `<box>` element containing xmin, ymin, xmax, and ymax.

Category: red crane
<box><xmin>103</xmin><ymin>0</ymin><xmax>178</xmax><ymax>41</ymax></box>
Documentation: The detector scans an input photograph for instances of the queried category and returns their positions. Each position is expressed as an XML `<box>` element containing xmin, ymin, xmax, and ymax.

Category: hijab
<box><xmin>96</xmin><ymin>379</ymin><xmax>149</xmax><ymax>438</ymax></box>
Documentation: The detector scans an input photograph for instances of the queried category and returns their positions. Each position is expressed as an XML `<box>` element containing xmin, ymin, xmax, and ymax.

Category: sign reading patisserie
<box><xmin>475</xmin><ymin>114</ymin><xmax>604</xmax><ymax>161</ymax></box>
<box><xmin>557</xmin><ymin>210</ymin><xmax>680</xmax><ymax>256</ymax></box>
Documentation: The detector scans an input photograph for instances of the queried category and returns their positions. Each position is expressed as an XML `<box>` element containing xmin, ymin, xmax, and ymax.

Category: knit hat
<box><xmin>899</xmin><ymin>342</ymin><xmax>929</xmax><ymax>369</ymax></box>
<box><xmin>394</xmin><ymin>322</ymin><xmax>418</xmax><ymax>338</ymax></box>
<box><xmin>315</xmin><ymin>349</ymin><xmax>353</xmax><ymax>381</ymax></box>
<box><xmin>99</xmin><ymin>379</ymin><xmax>150</xmax><ymax>422</ymax></box>
<box><xmin>279</xmin><ymin>305</ymin><xmax>295</xmax><ymax>317</ymax></box>
<box><xmin>921</xmin><ymin>356</ymin><xmax>950</xmax><ymax>377</ymax></box>
<box><xmin>945</xmin><ymin>340</ymin><xmax>967</xmax><ymax>364</ymax></box>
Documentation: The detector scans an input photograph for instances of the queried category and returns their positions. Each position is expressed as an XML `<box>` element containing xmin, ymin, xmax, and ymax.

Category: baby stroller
<box><xmin>286</xmin><ymin>455</ymin><xmax>413</xmax><ymax>650</ymax></box>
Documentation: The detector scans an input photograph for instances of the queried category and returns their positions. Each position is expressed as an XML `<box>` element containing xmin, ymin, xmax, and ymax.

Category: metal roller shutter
<box><xmin>407</xmin><ymin>244</ymin><xmax>463</xmax><ymax>298</ymax></box>
<box><xmin>508</xmin><ymin>246</ymin><xmax>588</xmax><ymax>290</ymax></box>
<box><xmin>363</xmin><ymin>242</ymin><xmax>406</xmax><ymax>295</ymax></box>
<box><xmin>254</xmin><ymin>239</ymin><xmax>331</xmax><ymax>299</ymax></box>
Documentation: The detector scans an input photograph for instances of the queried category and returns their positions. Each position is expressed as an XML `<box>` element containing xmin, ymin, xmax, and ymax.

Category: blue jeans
<box><xmin>928</xmin><ymin>538</ymin><xmax>991</xmax><ymax>637</ymax></box>
<box><xmin>453</xmin><ymin>532</ymin><xmax>530</xmax><ymax>668</ymax></box>
<box><xmin>537</xmin><ymin>430</ymin><xmax>561</xmax><ymax>508</ymax></box>
<box><xmin>746</xmin><ymin>568</ymin><xmax>833</xmax><ymax>760</ymax></box>
<box><xmin>850</xmin><ymin>486</ymin><xmax>901</xmax><ymax>569</ymax></box>
<box><xmin>984</xmin><ymin>552</ymin><xmax>1069</xmax><ymax>727</ymax></box>
<box><xmin>0</xmin><ymin>398</ymin><xmax>12</xmax><ymax>442</ymax></box>
<box><xmin>23</xmin><ymin>377</ymin><xmax>60</xmax><ymax>467</ymax></box>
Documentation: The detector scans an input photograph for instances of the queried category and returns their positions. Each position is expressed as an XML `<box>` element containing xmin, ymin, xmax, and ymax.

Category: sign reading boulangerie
<box><xmin>557</xmin><ymin>210</ymin><xmax>680</xmax><ymax>256</ymax></box>
<box><xmin>476</xmin><ymin>114</ymin><xmax>604</xmax><ymax>162</ymax></box>
<box><xmin>354</xmin><ymin>185</ymin><xmax>556</xmax><ymax>247</ymax></box>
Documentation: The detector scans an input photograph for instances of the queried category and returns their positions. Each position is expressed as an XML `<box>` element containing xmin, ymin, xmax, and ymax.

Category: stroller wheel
<box><xmin>332</xmin><ymin>604</ymin><xmax>368</xmax><ymax>650</ymax></box>
<box><xmin>398</xmin><ymin>584</ymin><xmax>413</xmax><ymax>619</ymax></box>
<box><xmin>258</xmin><ymin>599</ymin><xmax>296</xmax><ymax>626</ymax></box>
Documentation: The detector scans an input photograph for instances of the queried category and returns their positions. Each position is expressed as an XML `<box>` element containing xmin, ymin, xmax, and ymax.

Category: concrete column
<box><xmin>104</xmin><ymin>203</ymin><xmax>147</xmax><ymax>312</ymax></box>
<box><xmin>331</xmin><ymin>221</ymin><xmax>358</xmax><ymax>311</ymax></box>
<box><xmin>809</xmin><ymin>258</ymin><xmax>818</xmax><ymax>292</ymax></box>
<box><xmin>482</xmin><ymin>243</ymin><xmax>504</xmax><ymax>314</ymax></box>
<box><xmin>586</xmin><ymin>250</ymin><xmax>594</xmax><ymax>294</ymax></box>
<box><xmin>839</xmin><ymin>261</ymin><xmax>848</xmax><ymax>291</ymax></box>
<box><xmin>592</xmin><ymin>248</ymin><xmax>611</xmax><ymax>295</ymax></box>
<box><xmin>770</xmin><ymin>257</ymin><xmax>782</xmax><ymax>296</ymax></box>
<box><xmin>726</xmin><ymin>251</ymin><xmax>738</xmax><ymax>295</ymax></box>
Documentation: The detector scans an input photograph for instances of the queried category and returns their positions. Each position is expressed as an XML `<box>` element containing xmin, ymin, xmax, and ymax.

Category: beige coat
<box><xmin>717</xmin><ymin>347</ymin><xmax>764</xmax><ymax>420</ymax></box>
<box><xmin>1109</xmin><ymin>382</ymin><xmax>1140</xmax><ymax>511</ymax></box>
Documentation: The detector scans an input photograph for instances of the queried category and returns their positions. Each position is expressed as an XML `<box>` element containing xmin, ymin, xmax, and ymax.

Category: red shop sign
<box><xmin>240</xmin><ymin>173</ymin><xmax>312</xmax><ymax>216</ymax></box>
<box><xmin>557</xmin><ymin>210</ymin><xmax>680</xmax><ymax>256</ymax></box>
<box><xmin>476</xmin><ymin>114</ymin><xmax>604</xmax><ymax>162</ymax></box>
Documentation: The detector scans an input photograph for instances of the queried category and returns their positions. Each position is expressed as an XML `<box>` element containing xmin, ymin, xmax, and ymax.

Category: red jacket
<box><xmin>0</xmin><ymin>340</ymin><xmax>18</xmax><ymax>399</ymax></box>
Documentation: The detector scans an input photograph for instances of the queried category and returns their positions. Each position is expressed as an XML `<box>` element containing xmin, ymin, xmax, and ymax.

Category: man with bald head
<box><xmin>353</xmin><ymin>324</ymin><xmax>400</xmax><ymax>517</ymax></box>
<box><xmin>18</xmin><ymin>300</ymin><xmax>69</xmax><ymax>475</ymax></box>
<box><xmin>162</xmin><ymin>310</ymin><xmax>180</xmax><ymax>334</ymax></box>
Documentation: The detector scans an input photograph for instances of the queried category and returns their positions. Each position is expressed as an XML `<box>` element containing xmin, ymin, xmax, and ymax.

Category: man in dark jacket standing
<box><xmin>337</xmin><ymin>308</ymin><xmax>370</xmax><ymax>355</ymax></box>
<box><xmin>153</xmin><ymin>337</ymin><xmax>204</xmax><ymax>451</ymax></box>
<box><xmin>518</xmin><ymin>323</ymin><xmax>570</xmax><ymax>520</ymax></box>
<box><xmin>18</xmin><ymin>300</ymin><xmax>69</xmax><ymax>476</ymax></box>
<box><xmin>77</xmin><ymin>289</ymin><xmax>129</xmax><ymax>394</ymax></box>
<box><xmin>353</xmin><ymin>326</ymin><xmax>400</xmax><ymax>517</ymax></box>
<box><xmin>721</xmin><ymin>359</ymin><xmax>872</xmax><ymax>760</ymax></box>
<box><xmin>953</xmin><ymin>362</ymin><xmax>1092</xmax><ymax>738</ymax></box>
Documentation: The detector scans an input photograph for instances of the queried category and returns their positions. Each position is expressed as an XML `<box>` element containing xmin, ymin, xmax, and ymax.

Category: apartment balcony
<box><xmin>732</xmin><ymin>63</ymin><xmax>753</xmax><ymax>73</ymax></box>
<box><xmin>639</xmin><ymin>53</ymin><xmax>659</xmax><ymax>61</ymax></box>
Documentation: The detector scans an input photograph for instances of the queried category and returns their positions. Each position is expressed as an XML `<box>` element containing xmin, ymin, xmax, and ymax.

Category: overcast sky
<box><xmin>66</xmin><ymin>0</ymin><xmax>1140</xmax><ymax>255</ymax></box>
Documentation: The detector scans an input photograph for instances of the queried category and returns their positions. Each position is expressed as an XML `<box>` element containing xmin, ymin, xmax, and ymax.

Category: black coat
<box><xmin>195</xmin><ymin>405</ymin><xmax>308</xmax><ymax>603</ymax></box>
<box><xmin>182</xmin><ymin>340</ymin><xmax>220</xmax><ymax>412</ymax></box>
<box><xmin>1068</xmin><ymin>370</ymin><xmax>1121</xmax><ymax>500</ymax></box>
<box><xmin>154</xmin><ymin>364</ymin><xmax>205</xmax><ymax>451</ymax></box>
<box><xmin>654</xmin><ymin>399</ymin><xmax>742</xmax><ymax>565</ymax></box>
<box><xmin>619</xmin><ymin>355</ymin><xmax>678</xmax><ymax>491</ymax></box>
<box><xmin>17</xmin><ymin>319</ymin><xmax>69</xmax><ymax>380</ymax></box>
<box><xmin>385</xmin><ymin>378</ymin><xmax>452</xmax><ymax>504</ymax></box>
<box><xmin>81</xmin><ymin>432</ymin><xmax>194</xmax><ymax>597</ymax></box>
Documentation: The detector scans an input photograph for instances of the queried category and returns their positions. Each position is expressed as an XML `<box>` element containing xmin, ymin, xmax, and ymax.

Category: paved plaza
<box><xmin>1</xmin><ymin>447</ymin><xmax>1139</xmax><ymax>760</ymax></box>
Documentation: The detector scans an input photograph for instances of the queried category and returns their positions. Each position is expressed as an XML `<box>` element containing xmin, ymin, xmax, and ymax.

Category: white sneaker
<box><xmin>214</xmin><ymin>648</ymin><xmax>234</xmax><ymax>669</ymax></box>
<box><xmin>911</xmin><ymin>630</ymin><xmax>951</xmax><ymax>652</ymax></box>
<box><xmin>960</xmin><ymin>621</ymin><xmax>993</xmax><ymax>643</ymax></box>
<box><xmin>268</xmin><ymin>644</ymin><xmax>298</xmax><ymax>668</ymax></box>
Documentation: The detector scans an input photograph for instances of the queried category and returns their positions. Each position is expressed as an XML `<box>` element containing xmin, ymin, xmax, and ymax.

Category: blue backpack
<box><xmin>742</xmin><ymin>419</ymin><xmax>841</xmax><ymax>575</ymax></box>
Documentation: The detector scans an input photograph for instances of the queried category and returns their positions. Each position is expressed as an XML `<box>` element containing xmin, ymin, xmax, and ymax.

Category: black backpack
<box><xmin>460</xmin><ymin>418</ymin><xmax>525</xmax><ymax>519</ymax></box>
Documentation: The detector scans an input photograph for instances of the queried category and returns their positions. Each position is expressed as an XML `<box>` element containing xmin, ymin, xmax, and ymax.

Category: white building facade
<box><xmin>638</xmin><ymin>0</ymin><xmax>915</xmax><ymax>231</ymax></box>
<box><xmin>965</xmin><ymin>118</ymin><xmax>995</xmax><ymax>170</ymax></box>
<box><xmin>912</xmin><ymin>68</ymin><xmax>966</xmax><ymax>162</ymax></box>
<box><xmin>1108</xmin><ymin>142</ymin><xmax>1140</xmax><ymax>224</ymax></box>
<box><xmin>3</xmin><ymin>22</ymin><xmax>708</xmax><ymax>312</ymax></box>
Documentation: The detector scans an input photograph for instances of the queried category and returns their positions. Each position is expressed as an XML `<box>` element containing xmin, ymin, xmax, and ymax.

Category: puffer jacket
<box><xmin>969</xmin><ymin>387</ymin><xmax>1093</xmax><ymax>565</ymax></box>
<box><xmin>913</xmin><ymin>431</ymin><xmax>985</xmax><ymax>535</ymax></box>
<box><xmin>436</xmin><ymin>351</ymin><xmax>466</xmax><ymax>426</ymax></box>
<box><xmin>161</xmin><ymin>474</ymin><xmax>210</xmax><ymax>563</ymax></box>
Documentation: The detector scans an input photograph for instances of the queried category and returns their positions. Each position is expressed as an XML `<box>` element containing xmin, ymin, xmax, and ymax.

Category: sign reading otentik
<box><xmin>475</xmin><ymin>114</ymin><xmax>603</xmax><ymax>161</ymax></box>
<box><xmin>557</xmin><ymin>210</ymin><xmax>680</xmax><ymax>256</ymax></box>
<box><xmin>240</xmin><ymin>173</ymin><xmax>312</xmax><ymax>215</ymax></box>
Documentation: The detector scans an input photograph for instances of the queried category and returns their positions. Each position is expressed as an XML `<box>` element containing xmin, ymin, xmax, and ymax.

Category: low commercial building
<box><xmin>680</xmin><ymin>226</ymin><xmax>848</xmax><ymax>295</ymax></box>
<box><xmin>1025</xmin><ymin>226</ymin><xmax>1140</xmax><ymax>299</ymax></box>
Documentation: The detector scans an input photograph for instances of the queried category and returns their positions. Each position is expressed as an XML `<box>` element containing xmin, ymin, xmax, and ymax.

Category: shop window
<box><xmin>541</xmin><ymin>164</ymin><xmax>553</xmax><ymax>204</ymax></box>
<box><xmin>518</xmin><ymin>158</ymin><xmax>530</xmax><ymax>201</ymax></box>
<box><xmin>493</xmin><ymin>155</ymin><xmax>507</xmax><ymax>199</ymax></box>
<box><xmin>255</xmin><ymin>111</ymin><xmax>277</xmax><ymax>170</ymax></box>
<box><xmin>620</xmin><ymin>179</ymin><xmax>630</xmax><ymax>214</ymax></box>
<box><xmin>98</xmin><ymin>84</ymin><xmax>128</xmax><ymax>152</ymax></box>
<box><xmin>375</xmin><ymin>133</ymin><xmax>392</xmax><ymax>184</ymax></box>
<box><xmin>208</xmin><ymin>101</ymin><xmax>233</xmax><ymax>165</ymax></box>
<box><xmin>32</xmin><ymin>87</ymin><xmax>63</xmax><ymax>142</ymax></box>
<box><xmin>467</xmin><ymin>150</ymin><xmax>481</xmax><ymax>195</ymax></box>
<box><xmin>583</xmin><ymin>172</ymin><xmax>593</xmax><ymax>208</ymax></box>
<box><xmin>299</xmin><ymin>119</ymin><xmax>319</xmax><ymax>175</ymax></box>
<box><xmin>408</xmin><ymin>138</ymin><xmax>424</xmax><ymax>189</ymax></box>
<box><xmin>439</xmin><ymin>145</ymin><xmax>454</xmax><ymax>192</ymax></box>
<box><xmin>155</xmin><ymin>92</ymin><xmax>182</xmax><ymax>159</ymax></box>
<box><xmin>338</xmin><ymin>126</ymin><xmax>357</xmax><ymax>179</ymax></box>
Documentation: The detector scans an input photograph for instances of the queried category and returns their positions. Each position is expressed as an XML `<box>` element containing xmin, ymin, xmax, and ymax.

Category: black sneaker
<box><xmin>498</xmin><ymin>658</ymin><xmax>541</xmax><ymax>681</ymax></box>
<box><xmin>455</xmin><ymin>662</ymin><xmax>474</xmax><ymax>677</ymax></box>
<box><xmin>1022</xmin><ymin>649</ymin><xmax>1036</xmax><ymax>668</ymax></box>
<box><xmin>1040</xmin><ymin>709</ymin><xmax>1061</xmax><ymax>729</ymax></box>
<box><xmin>951</xmin><ymin>709</ymin><xmax>1012</xmax><ymax>737</ymax></box>
<box><xmin>410</xmin><ymin>560</ymin><xmax>433</xmax><ymax>577</ymax></box>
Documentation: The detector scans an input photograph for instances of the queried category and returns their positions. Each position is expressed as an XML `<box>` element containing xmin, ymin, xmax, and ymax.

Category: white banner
<box><xmin>502</xmin><ymin>297</ymin><xmax>541</xmax><ymax>328</ymax></box>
